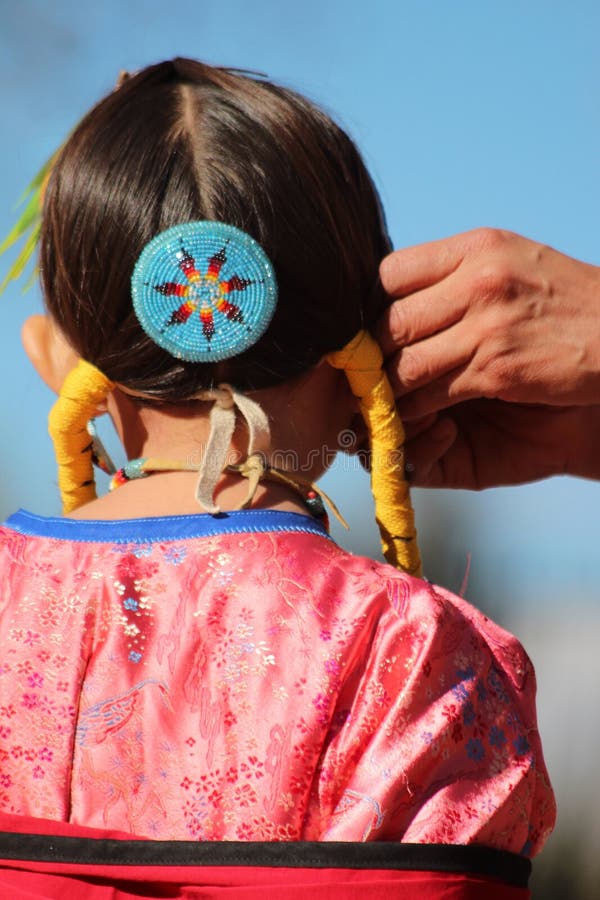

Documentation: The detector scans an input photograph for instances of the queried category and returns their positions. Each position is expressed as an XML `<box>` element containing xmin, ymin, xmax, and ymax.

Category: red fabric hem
<box><xmin>0</xmin><ymin>813</ymin><xmax>530</xmax><ymax>899</ymax></box>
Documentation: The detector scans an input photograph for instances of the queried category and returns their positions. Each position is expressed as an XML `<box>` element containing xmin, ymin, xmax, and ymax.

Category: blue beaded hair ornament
<box><xmin>131</xmin><ymin>221</ymin><xmax>277</xmax><ymax>361</ymax></box>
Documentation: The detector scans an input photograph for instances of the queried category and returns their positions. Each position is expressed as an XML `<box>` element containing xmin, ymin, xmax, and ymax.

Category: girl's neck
<box><xmin>66</xmin><ymin>468</ymin><xmax>310</xmax><ymax>521</ymax></box>
<box><xmin>66</xmin><ymin>362</ymin><xmax>356</xmax><ymax>521</ymax></box>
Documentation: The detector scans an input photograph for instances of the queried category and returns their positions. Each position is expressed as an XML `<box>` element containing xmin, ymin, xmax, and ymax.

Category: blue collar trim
<box><xmin>3</xmin><ymin>508</ymin><xmax>331</xmax><ymax>545</ymax></box>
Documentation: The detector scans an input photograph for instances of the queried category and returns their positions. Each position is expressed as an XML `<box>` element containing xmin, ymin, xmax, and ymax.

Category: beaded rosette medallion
<box><xmin>131</xmin><ymin>221</ymin><xmax>277</xmax><ymax>362</ymax></box>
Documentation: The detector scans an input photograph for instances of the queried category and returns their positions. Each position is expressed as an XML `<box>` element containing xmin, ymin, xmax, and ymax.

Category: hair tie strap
<box><xmin>193</xmin><ymin>383</ymin><xmax>271</xmax><ymax>514</ymax></box>
<box><xmin>48</xmin><ymin>360</ymin><xmax>115</xmax><ymax>514</ymax></box>
<box><xmin>327</xmin><ymin>330</ymin><xmax>422</xmax><ymax>577</ymax></box>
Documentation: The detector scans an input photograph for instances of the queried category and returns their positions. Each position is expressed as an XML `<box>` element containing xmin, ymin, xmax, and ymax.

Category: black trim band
<box><xmin>0</xmin><ymin>835</ymin><xmax>530</xmax><ymax>887</ymax></box>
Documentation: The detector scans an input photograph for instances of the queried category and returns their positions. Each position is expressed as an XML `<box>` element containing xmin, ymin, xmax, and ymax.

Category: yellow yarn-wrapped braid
<box><xmin>328</xmin><ymin>330</ymin><xmax>422</xmax><ymax>577</ymax></box>
<box><xmin>48</xmin><ymin>360</ymin><xmax>115</xmax><ymax>514</ymax></box>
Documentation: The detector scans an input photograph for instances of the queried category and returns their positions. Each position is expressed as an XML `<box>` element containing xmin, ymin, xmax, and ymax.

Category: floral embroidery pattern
<box><xmin>0</xmin><ymin>521</ymin><xmax>555</xmax><ymax>852</ymax></box>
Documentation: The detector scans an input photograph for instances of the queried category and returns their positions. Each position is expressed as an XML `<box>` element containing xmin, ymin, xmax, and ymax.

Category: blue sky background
<box><xmin>1</xmin><ymin>2</ymin><xmax>599</xmax><ymax>889</ymax></box>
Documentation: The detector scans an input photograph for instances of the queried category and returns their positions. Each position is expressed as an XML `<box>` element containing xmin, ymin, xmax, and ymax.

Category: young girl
<box><xmin>0</xmin><ymin>58</ymin><xmax>553</xmax><ymax>896</ymax></box>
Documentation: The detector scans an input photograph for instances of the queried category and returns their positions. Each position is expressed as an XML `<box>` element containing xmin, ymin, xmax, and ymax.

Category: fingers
<box><xmin>386</xmin><ymin>320</ymin><xmax>476</xmax><ymax>399</ymax></box>
<box><xmin>379</xmin><ymin>234</ymin><xmax>466</xmax><ymax>296</ymax></box>
<box><xmin>394</xmin><ymin>366</ymin><xmax>480</xmax><ymax>420</ymax></box>
<box><xmin>375</xmin><ymin>274</ymin><xmax>469</xmax><ymax>358</ymax></box>
<box><xmin>377</xmin><ymin>228</ymin><xmax>518</xmax><ymax>358</ymax></box>
<box><xmin>404</xmin><ymin>417</ymin><xmax>458</xmax><ymax>487</ymax></box>
<box><xmin>376</xmin><ymin>229</ymin><xmax>524</xmax><ymax>404</ymax></box>
<box><xmin>378</xmin><ymin>227</ymin><xmax>510</xmax><ymax>296</ymax></box>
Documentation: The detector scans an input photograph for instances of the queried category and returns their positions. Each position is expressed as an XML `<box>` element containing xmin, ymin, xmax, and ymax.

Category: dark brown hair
<box><xmin>40</xmin><ymin>58</ymin><xmax>391</xmax><ymax>398</ymax></box>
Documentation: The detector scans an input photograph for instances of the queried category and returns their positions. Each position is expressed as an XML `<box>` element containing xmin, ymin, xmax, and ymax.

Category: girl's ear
<box><xmin>22</xmin><ymin>314</ymin><xmax>80</xmax><ymax>394</ymax></box>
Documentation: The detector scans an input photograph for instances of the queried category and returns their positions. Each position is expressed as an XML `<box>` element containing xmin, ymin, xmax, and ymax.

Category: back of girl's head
<box><xmin>40</xmin><ymin>58</ymin><xmax>391</xmax><ymax>398</ymax></box>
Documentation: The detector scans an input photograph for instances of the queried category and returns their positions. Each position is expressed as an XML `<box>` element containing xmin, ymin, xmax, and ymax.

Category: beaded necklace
<box><xmin>108</xmin><ymin>452</ymin><xmax>347</xmax><ymax>532</ymax></box>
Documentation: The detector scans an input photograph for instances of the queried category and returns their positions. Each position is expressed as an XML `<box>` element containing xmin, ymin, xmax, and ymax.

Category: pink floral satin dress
<box><xmin>0</xmin><ymin>508</ymin><xmax>555</xmax><ymax>854</ymax></box>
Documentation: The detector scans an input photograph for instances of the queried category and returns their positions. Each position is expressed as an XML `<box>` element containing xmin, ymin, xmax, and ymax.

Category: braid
<box><xmin>48</xmin><ymin>360</ymin><xmax>115</xmax><ymax>513</ymax></box>
<box><xmin>328</xmin><ymin>331</ymin><xmax>422</xmax><ymax>577</ymax></box>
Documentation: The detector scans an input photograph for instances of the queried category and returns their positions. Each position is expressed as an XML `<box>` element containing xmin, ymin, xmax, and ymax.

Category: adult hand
<box><xmin>377</xmin><ymin>229</ymin><xmax>600</xmax><ymax>488</ymax></box>
<box><xmin>400</xmin><ymin>402</ymin><xmax>600</xmax><ymax>489</ymax></box>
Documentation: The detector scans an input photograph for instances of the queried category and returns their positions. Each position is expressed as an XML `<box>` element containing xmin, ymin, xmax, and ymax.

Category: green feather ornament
<box><xmin>0</xmin><ymin>154</ymin><xmax>56</xmax><ymax>294</ymax></box>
